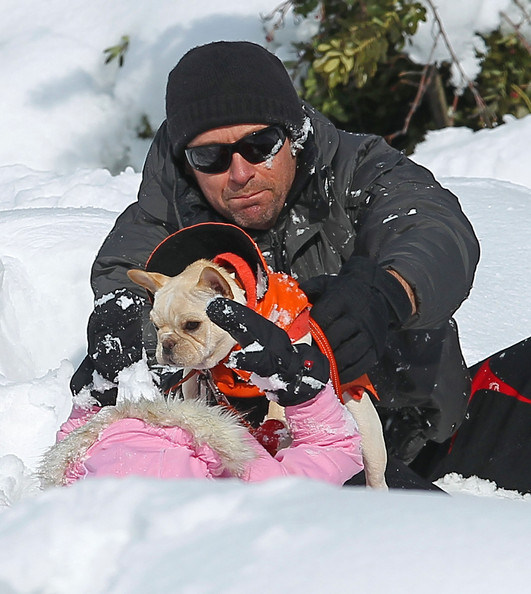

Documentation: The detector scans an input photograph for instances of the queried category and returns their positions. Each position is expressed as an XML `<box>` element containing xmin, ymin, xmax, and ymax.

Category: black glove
<box><xmin>380</xmin><ymin>407</ymin><xmax>436</xmax><ymax>464</ymax></box>
<box><xmin>206</xmin><ymin>298</ymin><xmax>330</xmax><ymax>407</ymax></box>
<box><xmin>300</xmin><ymin>257</ymin><xmax>412</xmax><ymax>384</ymax></box>
<box><xmin>87</xmin><ymin>288</ymin><xmax>146</xmax><ymax>384</ymax></box>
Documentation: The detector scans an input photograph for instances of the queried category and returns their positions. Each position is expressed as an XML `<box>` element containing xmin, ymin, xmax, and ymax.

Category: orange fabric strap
<box><xmin>342</xmin><ymin>374</ymin><xmax>379</xmax><ymax>402</ymax></box>
<box><xmin>213</xmin><ymin>252</ymin><xmax>257</xmax><ymax>308</ymax></box>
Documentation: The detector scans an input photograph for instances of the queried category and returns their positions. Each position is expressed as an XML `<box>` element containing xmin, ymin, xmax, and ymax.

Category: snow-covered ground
<box><xmin>0</xmin><ymin>1</ymin><xmax>530</xmax><ymax>592</ymax></box>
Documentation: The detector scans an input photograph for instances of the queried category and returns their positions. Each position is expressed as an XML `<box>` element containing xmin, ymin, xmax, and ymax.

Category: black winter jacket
<box><xmin>75</xmin><ymin>105</ymin><xmax>480</xmax><ymax>461</ymax></box>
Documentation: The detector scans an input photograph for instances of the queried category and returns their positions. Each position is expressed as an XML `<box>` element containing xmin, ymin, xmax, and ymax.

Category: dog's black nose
<box><xmin>162</xmin><ymin>339</ymin><xmax>176</xmax><ymax>354</ymax></box>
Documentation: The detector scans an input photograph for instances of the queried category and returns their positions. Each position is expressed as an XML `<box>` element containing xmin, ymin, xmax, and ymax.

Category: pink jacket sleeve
<box><xmin>241</xmin><ymin>382</ymin><xmax>363</xmax><ymax>485</ymax></box>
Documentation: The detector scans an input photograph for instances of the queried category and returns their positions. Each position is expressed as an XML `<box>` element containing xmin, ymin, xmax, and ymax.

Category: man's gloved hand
<box><xmin>300</xmin><ymin>257</ymin><xmax>413</xmax><ymax>385</ymax></box>
<box><xmin>206</xmin><ymin>298</ymin><xmax>330</xmax><ymax>407</ymax></box>
<box><xmin>380</xmin><ymin>407</ymin><xmax>436</xmax><ymax>464</ymax></box>
<box><xmin>71</xmin><ymin>288</ymin><xmax>147</xmax><ymax>405</ymax></box>
<box><xmin>87</xmin><ymin>288</ymin><xmax>146</xmax><ymax>383</ymax></box>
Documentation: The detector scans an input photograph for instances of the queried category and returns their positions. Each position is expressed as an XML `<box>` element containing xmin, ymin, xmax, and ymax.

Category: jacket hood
<box><xmin>39</xmin><ymin>398</ymin><xmax>256</xmax><ymax>487</ymax></box>
<box><xmin>145</xmin><ymin>222</ymin><xmax>270</xmax><ymax>304</ymax></box>
<box><xmin>302</xmin><ymin>102</ymin><xmax>340</xmax><ymax>167</ymax></box>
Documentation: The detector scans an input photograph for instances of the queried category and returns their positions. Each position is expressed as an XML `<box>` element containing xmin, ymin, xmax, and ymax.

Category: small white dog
<box><xmin>128</xmin><ymin>259</ymin><xmax>388</xmax><ymax>489</ymax></box>
<box><xmin>129</xmin><ymin>260</ymin><xmax>245</xmax><ymax>372</ymax></box>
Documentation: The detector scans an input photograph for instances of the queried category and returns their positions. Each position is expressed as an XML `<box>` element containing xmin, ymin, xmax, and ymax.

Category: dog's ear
<box><xmin>197</xmin><ymin>266</ymin><xmax>234</xmax><ymax>298</ymax></box>
<box><xmin>127</xmin><ymin>269</ymin><xmax>170</xmax><ymax>294</ymax></box>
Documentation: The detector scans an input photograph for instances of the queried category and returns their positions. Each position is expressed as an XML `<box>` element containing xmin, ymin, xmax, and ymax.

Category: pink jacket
<box><xmin>40</xmin><ymin>383</ymin><xmax>363</xmax><ymax>487</ymax></box>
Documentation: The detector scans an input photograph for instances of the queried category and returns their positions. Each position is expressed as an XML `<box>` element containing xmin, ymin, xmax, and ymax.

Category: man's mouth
<box><xmin>228</xmin><ymin>190</ymin><xmax>268</xmax><ymax>209</ymax></box>
<box><xmin>229</xmin><ymin>187</ymin><xmax>268</xmax><ymax>201</ymax></box>
<box><xmin>230</xmin><ymin>193</ymin><xmax>258</xmax><ymax>201</ymax></box>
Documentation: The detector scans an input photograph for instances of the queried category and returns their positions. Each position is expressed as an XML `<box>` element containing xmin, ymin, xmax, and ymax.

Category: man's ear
<box><xmin>197</xmin><ymin>266</ymin><xmax>234</xmax><ymax>298</ymax></box>
<box><xmin>127</xmin><ymin>269</ymin><xmax>170</xmax><ymax>294</ymax></box>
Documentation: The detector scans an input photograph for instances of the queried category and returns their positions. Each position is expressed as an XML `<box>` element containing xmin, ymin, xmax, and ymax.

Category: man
<box><xmin>71</xmin><ymin>41</ymin><xmax>479</xmax><ymax>475</ymax></box>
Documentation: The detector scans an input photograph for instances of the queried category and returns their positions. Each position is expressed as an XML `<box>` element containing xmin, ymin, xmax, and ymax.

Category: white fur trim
<box><xmin>39</xmin><ymin>398</ymin><xmax>256</xmax><ymax>487</ymax></box>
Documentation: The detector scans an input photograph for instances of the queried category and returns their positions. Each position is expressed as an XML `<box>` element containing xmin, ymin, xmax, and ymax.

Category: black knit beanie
<box><xmin>165</xmin><ymin>41</ymin><xmax>305</xmax><ymax>156</ymax></box>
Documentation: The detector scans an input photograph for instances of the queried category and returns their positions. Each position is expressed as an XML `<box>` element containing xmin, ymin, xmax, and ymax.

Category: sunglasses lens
<box><xmin>185</xmin><ymin>126</ymin><xmax>286</xmax><ymax>174</ymax></box>
<box><xmin>185</xmin><ymin>145</ymin><xmax>230</xmax><ymax>174</ymax></box>
<box><xmin>240</xmin><ymin>127</ymin><xmax>286</xmax><ymax>164</ymax></box>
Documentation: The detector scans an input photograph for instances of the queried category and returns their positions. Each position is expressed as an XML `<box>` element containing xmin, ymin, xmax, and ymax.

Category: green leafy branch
<box><xmin>103</xmin><ymin>35</ymin><xmax>130</xmax><ymax>67</ymax></box>
<box><xmin>312</xmin><ymin>4</ymin><xmax>426</xmax><ymax>90</ymax></box>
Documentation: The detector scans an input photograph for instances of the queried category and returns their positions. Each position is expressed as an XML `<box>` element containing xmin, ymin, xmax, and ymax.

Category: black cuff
<box><xmin>373</xmin><ymin>268</ymin><xmax>413</xmax><ymax>327</ymax></box>
<box><xmin>340</xmin><ymin>256</ymin><xmax>413</xmax><ymax>327</ymax></box>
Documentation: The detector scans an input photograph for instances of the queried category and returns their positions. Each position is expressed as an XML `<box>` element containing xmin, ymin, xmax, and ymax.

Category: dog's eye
<box><xmin>184</xmin><ymin>321</ymin><xmax>201</xmax><ymax>331</ymax></box>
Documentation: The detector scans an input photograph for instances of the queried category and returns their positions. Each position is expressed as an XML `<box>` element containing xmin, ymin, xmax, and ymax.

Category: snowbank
<box><xmin>1</xmin><ymin>477</ymin><xmax>531</xmax><ymax>594</ymax></box>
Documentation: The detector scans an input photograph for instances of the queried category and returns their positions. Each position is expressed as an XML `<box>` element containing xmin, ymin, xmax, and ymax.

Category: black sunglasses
<box><xmin>184</xmin><ymin>125</ymin><xmax>287</xmax><ymax>174</ymax></box>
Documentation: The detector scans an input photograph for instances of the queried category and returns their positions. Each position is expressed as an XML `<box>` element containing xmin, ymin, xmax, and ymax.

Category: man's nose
<box><xmin>228</xmin><ymin>152</ymin><xmax>256</xmax><ymax>186</ymax></box>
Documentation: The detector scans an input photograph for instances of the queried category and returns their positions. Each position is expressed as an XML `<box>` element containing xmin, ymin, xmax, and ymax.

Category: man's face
<box><xmin>187</xmin><ymin>124</ymin><xmax>297</xmax><ymax>230</ymax></box>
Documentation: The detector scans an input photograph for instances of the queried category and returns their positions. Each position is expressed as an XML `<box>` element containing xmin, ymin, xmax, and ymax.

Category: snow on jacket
<box><xmin>40</xmin><ymin>382</ymin><xmax>363</xmax><ymax>486</ymax></box>
<box><xmin>74</xmin><ymin>104</ymin><xmax>480</xmax><ymax>455</ymax></box>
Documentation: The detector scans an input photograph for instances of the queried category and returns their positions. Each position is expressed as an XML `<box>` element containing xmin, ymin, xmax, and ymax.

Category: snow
<box><xmin>3</xmin><ymin>478</ymin><xmax>531</xmax><ymax>594</ymax></box>
<box><xmin>408</xmin><ymin>0</ymin><xmax>530</xmax><ymax>90</ymax></box>
<box><xmin>0</xmin><ymin>1</ymin><xmax>531</xmax><ymax>592</ymax></box>
<box><xmin>116</xmin><ymin>355</ymin><xmax>161</xmax><ymax>404</ymax></box>
<box><xmin>413</xmin><ymin>115</ymin><xmax>531</xmax><ymax>188</ymax></box>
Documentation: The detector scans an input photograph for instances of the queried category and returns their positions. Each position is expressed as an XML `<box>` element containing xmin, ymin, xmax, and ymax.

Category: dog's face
<box><xmin>128</xmin><ymin>259</ymin><xmax>246</xmax><ymax>369</ymax></box>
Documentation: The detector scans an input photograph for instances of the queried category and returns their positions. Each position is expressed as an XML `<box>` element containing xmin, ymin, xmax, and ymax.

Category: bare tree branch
<box><xmin>424</xmin><ymin>0</ymin><xmax>494</xmax><ymax>127</ymax></box>
<box><xmin>260</xmin><ymin>0</ymin><xmax>295</xmax><ymax>42</ymax></box>
<box><xmin>501</xmin><ymin>11</ymin><xmax>531</xmax><ymax>55</ymax></box>
<box><xmin>512</xmin><ymin>0</ymin><xmax>531</xmax><ymax>24</ymax></box>
<box><xmin>386</xmin><ymin>32</ymin><xmax>441</xmax><ymax>142</ymax></box>
<box><xmin>386</xmin><ymin>64</ymin><xmax>435</xmax><ymax>142</ymax></box>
